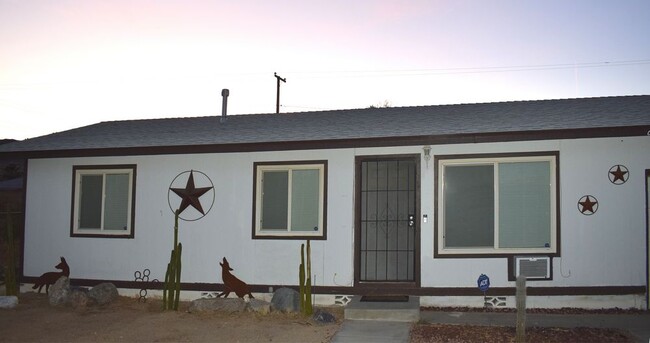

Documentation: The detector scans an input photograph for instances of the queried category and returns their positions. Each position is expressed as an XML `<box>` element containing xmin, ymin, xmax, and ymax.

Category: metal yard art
<box><xmin>216</xmin><ymin>257</ymin><xmax>254</xmax><ymax>299</ymax></box>
<box><xmin>164</xmin><ymin>170</ymin><xmax>214</xmax><ymax>310</ymax></box>
<box><xmin>32</xmin><ymin>257</ymin><xmax>69</xmax><ymax>294</ymax></box>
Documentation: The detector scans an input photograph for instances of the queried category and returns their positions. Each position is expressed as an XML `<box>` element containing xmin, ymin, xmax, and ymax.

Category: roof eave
<box><xmin>1</xmin><ymin>125</ymin><xmax>648</xmax><ymax>159</ymax></box>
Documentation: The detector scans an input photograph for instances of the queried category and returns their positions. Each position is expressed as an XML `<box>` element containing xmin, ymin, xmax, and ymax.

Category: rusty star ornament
<box><xmin>168</xmin><ymin>170</ymin><xmax>214</xmax><ymax>221</ymax></box>
<box><xmin>578</xmin><ymin>195</ymin><xmax>598</xmax><ymax>215</ymax></box>
<box><xmin>608</xmin><ymin>165</ymin><xmax>629</xmax><ymax>185</ymax></box>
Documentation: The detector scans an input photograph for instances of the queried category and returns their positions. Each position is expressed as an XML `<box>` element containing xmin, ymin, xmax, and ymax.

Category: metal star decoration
<box><xmin>578</xmin><ymin>195</ymin><xmax>598</xmax><ymax>215</ymax></box>
<box><xmin>170</xmin><ymin>170</ymin><xmax>213</xmax><ymax>215</ymax></box>
<box><xmin>608</xmin><ymin>165</ymin><xmax>629</xmax><ymax>185</ymax></box>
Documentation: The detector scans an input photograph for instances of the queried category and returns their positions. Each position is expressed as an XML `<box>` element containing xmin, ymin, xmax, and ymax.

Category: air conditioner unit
<box><xmin>515</xmin><ymin>256</ymin><xmax>551</xmax><ymax>279</ymax></box>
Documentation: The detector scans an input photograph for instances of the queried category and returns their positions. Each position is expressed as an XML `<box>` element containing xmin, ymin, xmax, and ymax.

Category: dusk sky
<box><xmin>1</xmin><ymin>0</ymin><xmax>649</xmax><ymax>140</ymax></box>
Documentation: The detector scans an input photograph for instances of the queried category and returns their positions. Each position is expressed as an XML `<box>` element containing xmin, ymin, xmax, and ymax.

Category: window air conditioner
<box><xmin>515</xmin><ymin>256</ymin><xmax>550</xmax><ymax>279</ymax></box>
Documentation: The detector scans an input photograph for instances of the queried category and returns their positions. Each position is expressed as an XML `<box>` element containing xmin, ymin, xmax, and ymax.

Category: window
<box><xmin>253</xmin><ymin>161</ymin><xmax>327</xmax><ymax>239</ymax></box>
<box><xmin>71</xmin><ymin>165</ymin><xmax>136</xmax><ymax>238</ymax></box>
<box><xmin>436</xmin><ymin>153</ymin><xmax>558</xmax><ymax>256</ymax></box>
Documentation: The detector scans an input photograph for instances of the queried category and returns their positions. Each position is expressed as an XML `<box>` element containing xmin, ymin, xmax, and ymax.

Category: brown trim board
<box><xmin>645</xmin><ymin>169</ymin><xmax>650</xmax><ymax>310</ymax></box>
<box><xmin>18</xmin><ymin>159</ymin><xmax>28</xmax><ymax>280</ymax></box>
<box><xmin>19</xmin><ymin>276</ymin><xmax>645</xmax><ymax>297</ymax></box>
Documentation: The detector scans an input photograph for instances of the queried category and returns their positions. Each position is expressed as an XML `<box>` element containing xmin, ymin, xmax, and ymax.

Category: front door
<box><xmin>355</xmin><ymin>155</ymin><xmax>420</xmax><ymax>287</ymax></box>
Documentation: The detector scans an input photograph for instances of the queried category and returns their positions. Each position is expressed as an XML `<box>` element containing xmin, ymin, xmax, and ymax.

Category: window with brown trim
<box><xmin>71</xmin><ymin>165</ymin><xmax>136</xmax><ymax>238</ymax></box>
<box><xmin>253</xmin><ymin>161</ymin><xmax>327</xmax><ymax>239</ymax></box>
<box><xmin>435</xmin><ymin>152</ymin><xmax>559</xmax><ymax>256</ymax></box>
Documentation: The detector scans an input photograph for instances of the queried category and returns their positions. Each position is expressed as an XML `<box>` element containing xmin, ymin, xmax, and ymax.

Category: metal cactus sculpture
<box><xmin>299</xmin><ymin>240</ymin><xmax>313</xmax><ymax>315</ymax></box>
<box><xmin>163</xmin><ymin>210</ymin><xmax>182</xmax><ymax>310</ymax></box>
<box><xmin>163</xmin><ymin>170</ymin><xmax>214</xmax><ymax>310</ymax></box>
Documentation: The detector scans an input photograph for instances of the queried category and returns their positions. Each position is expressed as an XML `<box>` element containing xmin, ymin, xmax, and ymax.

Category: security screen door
<box><xmin>357</xmin><ymin>157</ymin><xmax>418</xmax><ymax>283</ymax></box>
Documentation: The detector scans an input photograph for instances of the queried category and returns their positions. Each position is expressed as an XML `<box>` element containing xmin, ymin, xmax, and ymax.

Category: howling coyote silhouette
<box><xmin>217</xmin><ymin>257</ymin><xmax>254</xmax><ymax>299</ymax></box>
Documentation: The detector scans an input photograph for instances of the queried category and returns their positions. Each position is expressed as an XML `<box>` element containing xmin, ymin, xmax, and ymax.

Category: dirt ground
<box><xmin>0</xmin><ymin>292</ymin><xmax>343</xmax><ymax>342</ymax></box>
<box><xmin>0</xmin><ymin>293</ymin><xmax>641</xmax><ymax>343</ymax></box>
<box><xmin>411</xmin><ymin>324</ymin><xmax>635</xmax><ymax>343</ymax></box>
<box><xmin>414</xmin><ymin>307</ymin><xmax>639</xmax><ymax>343</ymax></box>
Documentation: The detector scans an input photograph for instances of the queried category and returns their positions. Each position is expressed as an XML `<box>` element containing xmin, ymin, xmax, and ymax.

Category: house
<box><xmin>1</xmin><ymin>95</ymin><xmax>649</xmax><ymax>309</ymax></box>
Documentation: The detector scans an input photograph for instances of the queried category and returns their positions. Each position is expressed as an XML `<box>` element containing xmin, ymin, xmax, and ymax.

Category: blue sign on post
<box><xmin>477</xmin><ymin>274</ymin><xmax>490</xmax><ymax>293</ymax></box>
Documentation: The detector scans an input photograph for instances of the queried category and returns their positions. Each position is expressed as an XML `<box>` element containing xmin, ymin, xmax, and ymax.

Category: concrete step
<box><xmin>344</xmin><ymin>295</ymin><xmax>420</xmax><ymax>322</ymax></box>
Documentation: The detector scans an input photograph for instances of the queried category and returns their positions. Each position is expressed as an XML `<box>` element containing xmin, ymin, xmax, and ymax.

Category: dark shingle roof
<box><xmin>1</xmin><ymin>95</ymin><xmax>649</xmax><ymax>157</ymax></box>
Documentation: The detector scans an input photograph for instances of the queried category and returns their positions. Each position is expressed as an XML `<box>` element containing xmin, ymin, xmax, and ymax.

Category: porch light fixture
<box><xmin>423</xmin><ymin>145</ymin><xmax>432</xmax><ymax>168</ymax></box>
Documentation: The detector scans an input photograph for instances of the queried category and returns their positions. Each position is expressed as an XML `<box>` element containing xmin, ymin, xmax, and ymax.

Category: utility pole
<box><xmin>274</xmin><ymin>72</ymin><xmax>286</xmax><ymax>113</ymax></box>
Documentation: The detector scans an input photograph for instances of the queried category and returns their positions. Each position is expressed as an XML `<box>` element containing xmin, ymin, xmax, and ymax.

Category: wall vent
<box><xmin>515</xmin><ymin>256</ymin><xmax>550</xmax><ymax>279</ymax></box>
<box><xmin>201</xmin><ymin>292</ymin><xmax>218</xmax><ymax>299</ymax></box>
<box><xmin>335</xmin><ymin>295</ymin><xmax>351</xmax><ymax>305</ymax></box>
<box><xmin>484</xmin><ymin>296</ymin><xmax>507</xmax><ymax>308</ymax></box>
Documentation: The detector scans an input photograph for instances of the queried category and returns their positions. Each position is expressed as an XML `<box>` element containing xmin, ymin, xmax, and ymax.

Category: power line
<box><xmin>280</xmin><ymin>104</ymin><xmax>331</xmax><ymax>111</ymax></box>
<box><xmin>283</xmin><ymin>59</ymin><xmax>650</xmax><ymax>78</ymax></box>
<box><xmin>0</xmin><ymin>59</ymin><xmax>648</xmax><ymax>89</ymax></box>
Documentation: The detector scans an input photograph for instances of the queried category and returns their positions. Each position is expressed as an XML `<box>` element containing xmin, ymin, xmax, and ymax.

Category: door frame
<box><xmin>645</xmin><ymin>169</ymin><xmax>649</xmax><ymax>310</ymax></box>
<box><xmin>353</xmin><ymin>154</ymin><xmax>421</xmax><ymax>292</ymax></box>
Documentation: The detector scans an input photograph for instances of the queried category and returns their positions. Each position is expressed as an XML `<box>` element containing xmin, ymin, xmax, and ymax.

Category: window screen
<box><xmin>261</xmin><ymin>171</ymin><xmax>289</xmax><ymax>230</ymax></box>
<box><xmin>444</xmin><ymin>165</ymin><xmax>494</xmax><ymax>248</ymax></box>
<box><xmin>498</xmin><ymin>162</ymin><xmax>551</xmax><ymax>248</ymax></box>
<box><xmin>104</xmin><ymin>173</ymin><xmax>130</xmax><ymax>231</ymax></box>
<box><xmin>291</xmin><ymin>169</ymin><xmax>320</xmax><ymax>232</ymax></box>
<box><xmin>79</xmin><ymin>175</ymin><xmax>103</xmax><ymax>229</ymax></box>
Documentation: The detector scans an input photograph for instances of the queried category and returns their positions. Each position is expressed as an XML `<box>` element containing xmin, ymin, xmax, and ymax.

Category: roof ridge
<box><xmin>94</xmin><ymin>95</ymin><xmax>650</xmax><ymax>125</ymax></box>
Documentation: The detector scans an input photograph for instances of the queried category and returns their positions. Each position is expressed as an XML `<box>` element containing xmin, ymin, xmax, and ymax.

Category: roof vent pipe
<box><xmin>220</xmin><ymin>88</ymin><xmax>229</xmax><ymax>123</ymax></box>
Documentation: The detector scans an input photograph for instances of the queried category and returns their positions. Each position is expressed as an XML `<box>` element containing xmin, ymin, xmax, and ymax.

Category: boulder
<box><xmin>270</xmin><ymin>287</ymin><xmax>300</xmax><ymax>313</ymax></box>
<box><xmin>189</xmin><ymin>298</ymin><xmax>247</xmax><ymax>313</ymax></box>
<box><xmin>0</xmin><ymin>296</ymin><xmax>18</xmax><ymax>309</ymax></box>
<box><xmin>89</xmin><ymin>283</ymin><xmax>118</xmax><ymax>305</ymax></box>
<box><xmin>69</xmin><ymin>288</ymin><xmax>91</xmax><ymax>309</ymax></box>
<box><xmin>312</xmin><ymin>308</ymin><xmax>336</xmax><ymax>324</ymax></box>
<box><xmin>247</xmin><ymin>298</ymin><xmax>271</xmax><ymax>315</ymax></box>
<box><xmin>48</xmin><ymin>276</ymin><xmax>70</xmax><ymax>306</ymax></box>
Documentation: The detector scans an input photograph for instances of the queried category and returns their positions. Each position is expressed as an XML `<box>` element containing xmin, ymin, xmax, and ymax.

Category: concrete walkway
<box><xmin>330</xmin><ymin>320</ymin><xmax>411</xmax><ymax>343</ymax></box>
<box><xmin>331</xmin><ymin>311</ymin><xmax>650</xmax><ymax>343</ymax></box>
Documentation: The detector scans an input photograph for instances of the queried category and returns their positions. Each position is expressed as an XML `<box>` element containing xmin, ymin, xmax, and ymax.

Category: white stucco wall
<box><xmin>418</xmin><ymin>136</ymin><xmax>650</xmax><ymax>290</ymax></box>
<box><xmin>22</xmin><ymin>136</ymin><xmax>650</xmax><ymax>301</ymax></box>
<box><xmin>23</xmin><ymin>149</ymin><xmax>358</xmax><ymax>288</ymax></box>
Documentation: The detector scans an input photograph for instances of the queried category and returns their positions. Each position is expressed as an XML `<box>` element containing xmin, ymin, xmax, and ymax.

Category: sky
<box><xmin>1</xmin><ymin>0</ymin><xmax>649</xmax><ymax>140</ymax></box>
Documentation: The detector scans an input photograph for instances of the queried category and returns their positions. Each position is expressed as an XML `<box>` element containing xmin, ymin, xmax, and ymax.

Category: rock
<box><xmin>89</xmin><ymin>283</ymin><xmax>118</xmax><ymax>305</ymax></box>
<box><xmin>189</xmin><ymin>298</ymin><xmax>247</xmax><ymax>313</ymax></box>
<box><xmin>48</xmin><ymin>276</ymin><xmax>70</xmax><ymax>306</ymax></box>
<box><xmin>312</xmin><ymin>308</ymin><xmax>336</xmax><ymax>324</ymax></box>
<box><xmin>270</xmin><ymin>287</ymin><xmax>300</xmax><ymax>313</ymax></box>
<box><xmin>0</xmin><ymin>296</ymin><xmax>19</xmax><ymax>309</ymax></box>
<box><xmin>247</xmin><ymin>298</ymin><xmax>271</xmax><ymax>315</ymax></box>
<box><xmin>69</xmin><ymin>288</ymin><xmax>91</xmax><ymax>309</ymax></box>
